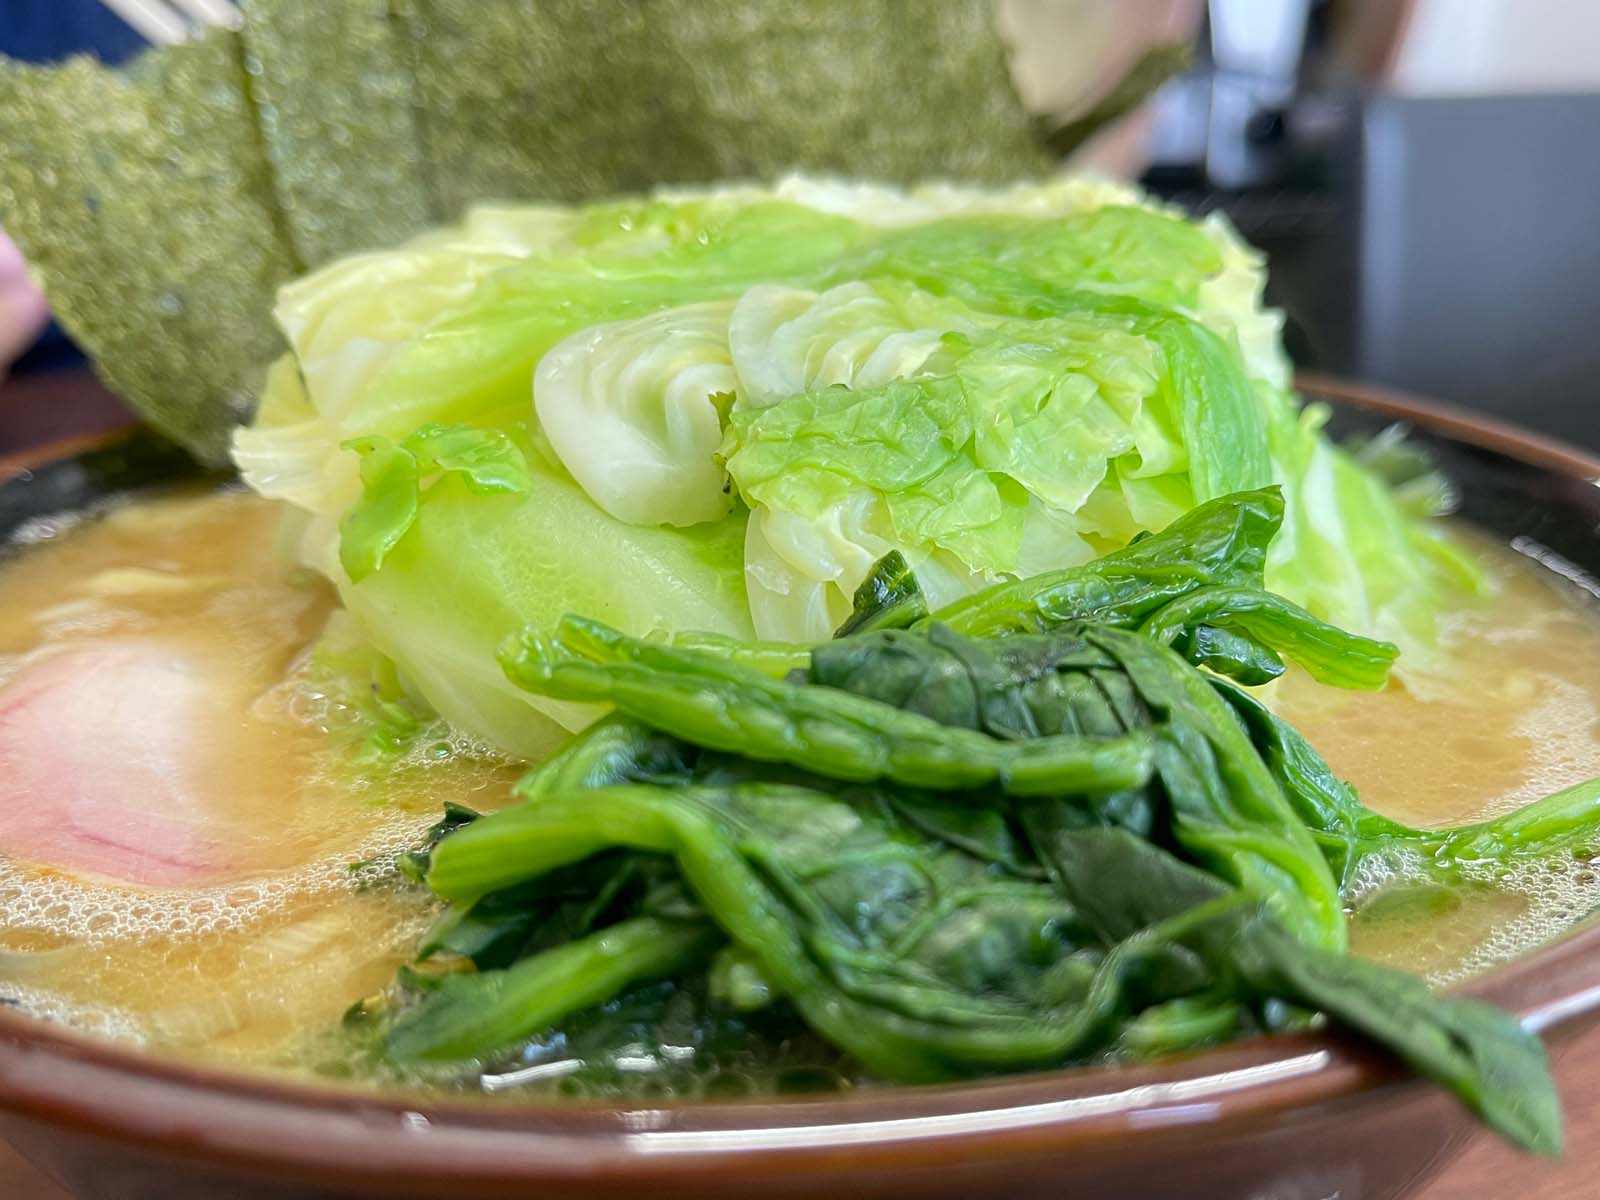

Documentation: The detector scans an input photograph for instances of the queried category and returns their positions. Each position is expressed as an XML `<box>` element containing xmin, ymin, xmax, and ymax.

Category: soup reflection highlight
<box><xmin>1</xmin><ymin>493</ymin><xmax>1598</xmax><ymax>1078</ymax></box>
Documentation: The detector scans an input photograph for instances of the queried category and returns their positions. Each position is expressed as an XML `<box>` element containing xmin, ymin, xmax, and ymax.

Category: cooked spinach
<box><xmin>808</xmin><ymin>620</ymin><xmax>1347</xmax><ymax>950</ymax></box>
<box><xmin>499</xmin><ymin>617</ymin><xmax>1158</xmax><ymax>798</ymax></box>
<box><xmin>834</xmin><ymin>550</ymin><xmax>929</xmax><ymax>637</ymax></box>
<box><xmin>926</xmin><ymin>486</ymin><xmax>1285</xmax><ymax>637</ymax></box>
<box><xmin>367</xmin><ymin>489</ymin><xmax>1574</xmax><ymax>1156</ymax></box>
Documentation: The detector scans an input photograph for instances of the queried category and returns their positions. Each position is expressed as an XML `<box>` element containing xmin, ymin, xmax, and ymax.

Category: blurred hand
<box><xmin>0</xmin><ymin>229</ymin><xmax>49</xmax><ymax>382</ymax></box>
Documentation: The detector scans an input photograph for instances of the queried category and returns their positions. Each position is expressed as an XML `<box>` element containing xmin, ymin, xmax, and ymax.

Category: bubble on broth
<box><xmin>254</xmin><ymin>645</ymin><xmax>511</xmax><ymax>781</ymax></box>
<box><xmin>0</xmin><ymin>811</ymin><xmax>430</xmax><ymax>947</ymax></box>
<box><xmin>0</xmin><ymin>984</ymin><xmax>148</xmax><ymax>1044</ymax></box>
<box><xmin>0</xmin><ymin>821</ymin><xmax>440</xmax><ymax>1055</ymax></box>
<box><xmin>1279</xmin><ymin>526</ymin><xmax>1600</xmax><ymax>987</ymax></box>
<box><xmin>1516</xmin><ymin>679</ymin><xmax>1600</xmax><ymax>806</ymax></box>
<box><xmin>0</xmin><ymin>488</ymin><xmax>517</xmax><ymax>1062</ymax></box>
<box><xmin>1347</xmin><ymin>835</ymin><xmax>1600</xmax><ymax>987</ymax></box>
<box><xmin>1437</xmin><ymin>855</ymin><xmax>1600</xmax><ymax>986</ymax></box>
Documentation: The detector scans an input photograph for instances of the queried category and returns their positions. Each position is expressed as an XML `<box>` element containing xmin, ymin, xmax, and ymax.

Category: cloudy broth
<box><xmin>0</xmin><ymin>491</ymin><xmax>517</xmax><ymax>1064</ymax></box>
<box><xmin>1</xmin><ymin>493</ymin><xmax>1599</xmax><ymax>1082</ymax></box>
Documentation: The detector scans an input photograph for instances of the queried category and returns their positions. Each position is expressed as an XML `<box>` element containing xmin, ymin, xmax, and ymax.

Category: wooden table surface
<box><xmin>2</xmin><ymin>372</ymin><xmax>1597</xmax><ymax>1196</ymax></box>
<box><xmin>0</xmin><ymin>367</ymin><xmax>134</xmax><ymax>458</ymax></box>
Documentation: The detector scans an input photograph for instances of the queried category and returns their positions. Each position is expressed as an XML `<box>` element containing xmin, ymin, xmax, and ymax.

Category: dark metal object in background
<box><xmin>1141</xmin><ymin>1</ymin><xmax>1600</xmax><ymax>449</ymax></box>
<box><xmin>1149</xmin><ymin>85</ymin><xmax>1600</xmax><ymax>451</ymax></box>
<box><xmin>0</xmin><ymin>427</ymin><xmax>202</xmax><ymax>545</ymax></box>
<box><xmin>1357</xmin><ymin>94</ymin><xmax>1600</xmax><ymax>449</ymax></box>
<box><xmin>1146</xmin><ymin>0</ymin><xmax>1319</xmax><ymax>190</ymax></box>
<box><xmin>1203</xmin><ymin>0</ymin><xmax>1312</xmax><ymax>188</ymax></box>
<box><xmin>0</xmin><ymin>371</ymin><xmax>134</xmax><ymax>458</ymax></box>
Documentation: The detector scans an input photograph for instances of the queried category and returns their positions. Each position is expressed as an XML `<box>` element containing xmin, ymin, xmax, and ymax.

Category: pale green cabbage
<box><xmin>236</xmin><ymin>175</ymin><xmax>1475</xmax><ymax>756</ymax></box>
<box><xmin>534</xmin><ymin>300</ymin><xmax>738</xmax><ymax>527</ymax></box>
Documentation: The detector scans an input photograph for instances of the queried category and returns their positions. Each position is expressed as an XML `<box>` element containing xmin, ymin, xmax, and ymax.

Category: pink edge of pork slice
<box><xmin>0</xmin><ymin>642</ymin><xmax>238</xmax><ymax>887</ymax></box>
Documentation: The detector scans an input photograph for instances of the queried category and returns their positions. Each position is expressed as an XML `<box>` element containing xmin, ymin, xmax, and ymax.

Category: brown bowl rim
<box><xmin>2</xmin><ymin>375</ymin><xmax>1600</xmax><ymax>1187</ymax></box>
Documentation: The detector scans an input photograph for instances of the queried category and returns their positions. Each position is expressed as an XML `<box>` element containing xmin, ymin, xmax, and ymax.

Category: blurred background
<box><xmin>1129</xmin><ymin>0</ymin><xmax>1600</xmax><ymax>450</ymax></box>
<box><xmin>1</xmin><ymin>0</ymin><xmax>1597</xmax><ymax>449</ymax></box>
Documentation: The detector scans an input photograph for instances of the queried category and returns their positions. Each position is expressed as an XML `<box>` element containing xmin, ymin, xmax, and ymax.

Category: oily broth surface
<box><xmin>0</xmin><ymin>490</ymin><xmax>519</xmax><ymax>1064</ymax></box>
<box><xmin>1</xmin><ymin>493</ymin><xmax>1599</xmax><ymax>1081</ymax></box>
<box><xmin>1276</xmin><ymin>528</ymin><xmax>1600</xmax><ymax>983</ymax></box>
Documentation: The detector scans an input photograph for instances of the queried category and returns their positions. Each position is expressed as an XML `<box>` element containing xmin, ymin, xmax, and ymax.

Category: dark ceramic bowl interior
<box><xmin>2</xmin><ymin>378</ymin><xmax>1600</xmax><ymax>1200</ymax></box>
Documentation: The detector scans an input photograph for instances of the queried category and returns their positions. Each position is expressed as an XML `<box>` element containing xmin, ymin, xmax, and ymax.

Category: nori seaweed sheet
<box><xmin>0</xmin><ymin>1</ymin><xmax>1172</xmax><ymax>463</ymax></box>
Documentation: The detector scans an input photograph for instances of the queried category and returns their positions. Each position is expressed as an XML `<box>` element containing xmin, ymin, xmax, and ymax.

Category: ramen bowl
<box><xmin>2</xmin><ymin>377</ymin><xmax>1599</xmax><ymax>1200</ymax></box>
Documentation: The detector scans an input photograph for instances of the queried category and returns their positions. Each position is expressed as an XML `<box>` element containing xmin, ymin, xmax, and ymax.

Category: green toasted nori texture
<box><xmin>0</xmin><ymin>30</ymin><xmax>298</xmax><ymax>463</ymax></box>
<box><xmin>0</xmin><ymin>0</ymin><xmax>1136</xmax><ymax>464</ymax></box>
<box><xmin>239</xmin><ymin>0</ymin><xmax>433</xmax><ymax>265</ymax></box>
<box><xmin>395</xmin><ymin>0</ymin><xmax>1053</xmax><ymax>216</ymax></box>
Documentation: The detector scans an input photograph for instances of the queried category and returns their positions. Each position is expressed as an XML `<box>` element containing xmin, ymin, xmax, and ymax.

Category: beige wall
<box><xmin>1392</xmin><ymin>0</ymin><xmax>1600</xmax><ymax>95</ymax></box>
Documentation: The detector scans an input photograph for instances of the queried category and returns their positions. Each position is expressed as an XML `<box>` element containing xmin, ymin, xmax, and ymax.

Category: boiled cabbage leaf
<box><xmin>236</xmin><ymin>177</ymin><xmax>1478</xmax><ymax>755</ymax></box>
